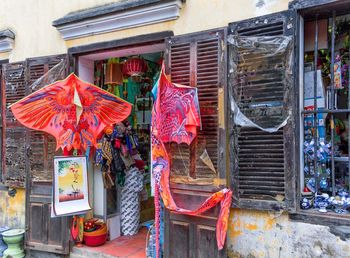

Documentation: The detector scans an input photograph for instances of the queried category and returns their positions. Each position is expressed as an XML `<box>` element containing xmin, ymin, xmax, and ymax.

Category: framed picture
<box><xmin>52</xmin><ymin>156</ymin><xmax>91</xmax><ymax>217</ymax></box>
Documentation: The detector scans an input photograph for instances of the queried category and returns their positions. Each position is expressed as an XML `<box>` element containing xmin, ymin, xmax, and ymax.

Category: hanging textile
<box><xmin>151</xmin><ymin>64</ymin><xmax>232</xmax><ymax>258</ymax></box>
<box><xmin>121</xmin><ymin>167</ymin><xmax>144</xmax><ymax>235</ymax></box>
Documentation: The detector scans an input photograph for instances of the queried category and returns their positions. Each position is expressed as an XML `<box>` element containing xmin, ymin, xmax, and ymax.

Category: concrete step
<box><xmin>69</xmin><ymin>246</ymin><xmax>117</xmax><ymax>258</ymax></box>
<box><xmin>69</xmin><ymin>252</ymin><xmax>85</xmax><ymax>258</ymax></box>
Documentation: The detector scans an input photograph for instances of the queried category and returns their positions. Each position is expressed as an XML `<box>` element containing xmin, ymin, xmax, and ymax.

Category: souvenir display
<box><xmin>302</xmin><ymin>25</ymin><xmax>350</xmax><ymax>214</ymax></box>
<box><xmin>92</xmin><ymin>55</ymin><xmax>158</xmax><ymax>241</ymax></box>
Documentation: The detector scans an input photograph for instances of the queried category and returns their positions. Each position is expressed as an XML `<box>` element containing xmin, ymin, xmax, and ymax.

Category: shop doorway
<box><xmin>75</xmin><ymin>44</ymin><xmax>164</xmax><ymax>257</ymax></box>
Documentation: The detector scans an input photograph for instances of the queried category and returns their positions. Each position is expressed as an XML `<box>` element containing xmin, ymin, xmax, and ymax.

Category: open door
<box><xmin>164</xmin><ymin>29</ymin><xmax>227</xmax><ymax>258</ymax></box>
<box><xmin>23</xmin><ymin>54</ymin><xmax>70</xmax><ymax>255</ymax></box>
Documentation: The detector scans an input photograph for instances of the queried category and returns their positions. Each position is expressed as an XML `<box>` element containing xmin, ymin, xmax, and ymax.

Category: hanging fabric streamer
<box><xmin>151</xmin><ymin>64</ymin><xmax>232</xmax><ymax>258</ymax></box>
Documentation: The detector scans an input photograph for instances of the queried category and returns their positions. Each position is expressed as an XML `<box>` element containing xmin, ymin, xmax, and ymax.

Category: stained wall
<box><xmin>227</xmin><ymin>209</ymin><xmax>350</xmax><ymax>258</ymax></box>
<box><xmin>2</xmin><ymin>1</ymin><xmax>348</xmax><ymax>258</ymax></box>
<box><xmin>0</xmin><ymin>188</ymin><xmax>25</xmax><ymax>228</ymax></box>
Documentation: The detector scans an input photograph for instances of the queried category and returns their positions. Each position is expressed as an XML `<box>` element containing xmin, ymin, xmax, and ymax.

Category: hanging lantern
<box><xmin>105</xmin><ymin>63</ymin><xmax>123</xmax><ymax>85</ymax></box>
<box><xmin>122</xmin><ymin>57</ymin><xmax>148</xmax><ymax>78</ymax></box>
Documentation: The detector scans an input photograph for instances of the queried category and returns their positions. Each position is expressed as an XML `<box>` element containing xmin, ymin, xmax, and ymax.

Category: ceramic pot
<box><xmin>0</xmin><ymin>227</ymin><xmax>10</xmax><ymax>257</ymax></box>
<box><xmin>2</xmin><ymin>229</ymin><xmax>25</xmax><ymax>258</ymax></box>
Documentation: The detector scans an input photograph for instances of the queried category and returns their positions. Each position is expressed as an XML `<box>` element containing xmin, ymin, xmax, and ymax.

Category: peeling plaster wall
<box><xmin>0</xmin><ymin>0</ymin><xmax>290</xmax><ymax>62</ymax></box>
<box><xmin>2</xmin><ymin>1</ymin><xmax>350</xmax><ymax>257</ymax></box>
<box><xmin>227</xmin><ymin>208</ymin><xmax>350</xmax><ymax>258</ymax></box>
<box><xmin>0</xmin><ymin>0</ymin><xmax>291</xmax><ymax>238</ymax></box>
<box><xmin>0</xmin><ymin>188</ymin><xmax>25</xmax><ymax>228</ymax></box>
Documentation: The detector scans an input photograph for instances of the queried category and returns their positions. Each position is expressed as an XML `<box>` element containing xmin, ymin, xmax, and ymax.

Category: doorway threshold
<box><xmin>70</xmin><ymin>227</ymin><xmax>148</xmax><ymax>258</ymax></box>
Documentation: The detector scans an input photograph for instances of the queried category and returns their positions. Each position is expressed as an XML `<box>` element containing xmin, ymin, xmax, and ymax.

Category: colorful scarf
<box><xmin>152</xmin><ymin>64</ymin><xmax>232</xmax><ymax>258</ymax></box>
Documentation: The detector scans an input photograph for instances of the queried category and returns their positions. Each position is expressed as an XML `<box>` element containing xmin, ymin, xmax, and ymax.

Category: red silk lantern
<box><xmin>122</xmin><ymin>57</ymin><xmax>148</xmax><ymax>77</ymax></box>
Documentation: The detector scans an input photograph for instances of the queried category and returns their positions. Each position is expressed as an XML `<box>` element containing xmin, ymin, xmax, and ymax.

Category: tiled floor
<box><xmin>82</xmin><ymin>227</ymin><xmax>148</xmax><ymax>258</ymax></box>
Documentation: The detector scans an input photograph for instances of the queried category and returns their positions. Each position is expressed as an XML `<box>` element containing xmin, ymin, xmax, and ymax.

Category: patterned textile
<box><xmin>101</xmin><ymin>138</ymin><xmax>113</xmax><ymax>165</ymax></box>
<box><xmin>121</xmin><ymin>167</ymin><xmax>143</xmax><ymax>235</ymax></box>
<box><xmin>110</xmin><ymin>145</ymin><xmax>126</xmax><ymax>186</ymax></box>
<box><xmin>10</xmin><ymin>73</ymin><xmax>132</xmax><ymax>151</ymax></box>
<box><xmin>152</xmin><ymin>69</ymin><xmax>200</xmax><ymax>145</ymax></box>
<box><xmin>151</xmin><ymin>64</ymin><xmax>232</xmax><ymax>258</ymax></box>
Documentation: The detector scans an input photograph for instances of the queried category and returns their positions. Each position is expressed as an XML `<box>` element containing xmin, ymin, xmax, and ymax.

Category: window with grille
<box><xmin>299</xmin><ymin>11</ymin><xmax>350</xmax><ymax>217</ymax></box>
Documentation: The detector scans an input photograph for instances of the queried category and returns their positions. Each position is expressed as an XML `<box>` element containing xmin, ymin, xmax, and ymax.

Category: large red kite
<box><xmin>10</xmin><ymin>73</ymin><xmax>132</xmax><ymax>151</ymax></box>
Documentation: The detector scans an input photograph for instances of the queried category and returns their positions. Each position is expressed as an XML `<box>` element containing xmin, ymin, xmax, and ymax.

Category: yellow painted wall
<box><xmin>0</xmin><ymin>0</ymin><xmax>290</xmax><ymax>62</ymax></box>
<box><xmin>227</xmin><ymin>208</ymin><xmax>350</xmax><ymax>257</ymax></box>
<box><xmin>0</xmin><ymin>189</ymin><xmax>25</xmax><ymax>228</ymax></box>
<box><xmin>1</xmin><ymin>1</ymin><xmax>349</xmax><ymax>257</ymax></box>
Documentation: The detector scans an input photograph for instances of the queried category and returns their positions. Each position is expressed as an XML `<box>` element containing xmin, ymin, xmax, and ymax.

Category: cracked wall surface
<box><xmin>0</xmin><ymin>188</ymin><xmax>25</xmax><ymax>228</ymax></box>
<box><xmin>227</xmin><ymin>208</ymin><xmax>350</xmax><ymax>258</ymax></box>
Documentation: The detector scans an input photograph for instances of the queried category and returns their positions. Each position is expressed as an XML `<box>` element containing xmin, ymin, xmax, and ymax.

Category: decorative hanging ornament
<box><xmin>105</xmin><ymin>62</ymin><xmax>123</xmax><ymax>85</ymax></box>
<box><xmin>122</xmin><ymin>57</ymin><xmax>148</xmax><ymax>78</ymax></box>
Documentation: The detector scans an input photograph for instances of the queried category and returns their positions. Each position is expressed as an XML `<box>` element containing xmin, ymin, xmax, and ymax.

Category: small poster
<box><xmin>334</xmin><ymin>60</ymin><xmax>342</xmax><ymax>89</ymax></box>
<box><xmin>52</xmin><ymin>156</ymin><xmax>91</xmax><ymax>217</ymax></box>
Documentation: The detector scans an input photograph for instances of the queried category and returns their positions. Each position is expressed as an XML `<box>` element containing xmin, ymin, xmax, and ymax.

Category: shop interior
<box><xmin>76</xmin><ymin>43</ymin><xmax>164</xmax><ymax>256</ymax></box>
<box><xmin>302</xmin><ymin>13</ymin><xmax>350</xmax><ymax>215</ymax></box>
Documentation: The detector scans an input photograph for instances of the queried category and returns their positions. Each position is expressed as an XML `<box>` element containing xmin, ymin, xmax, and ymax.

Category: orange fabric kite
<box><xmin>152</xmin><ymin>65</ymin><xmax>232</xmax><ymax>258</ymax></box>
<box><xmin>10</xmin><ymin>73</ymin><xmax>132</xmax><ymax>151</ymax></box>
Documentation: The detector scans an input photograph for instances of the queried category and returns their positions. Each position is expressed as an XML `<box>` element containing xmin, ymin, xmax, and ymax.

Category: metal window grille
<box><xmin>301</xmin><ymin>11</ymin><xmax>350</xmax><ymax>213</ymax></box>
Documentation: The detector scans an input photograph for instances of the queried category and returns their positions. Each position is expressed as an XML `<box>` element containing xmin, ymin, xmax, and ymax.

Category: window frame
<box><xmin>291</xmin><ymin>0</ymin><xmax>350</xmax><ymax>225</ymax></box>
<box><xmin>0</xmin><ymin>59</ymin><xmax>9</xmax><ymax>184</ymax></box>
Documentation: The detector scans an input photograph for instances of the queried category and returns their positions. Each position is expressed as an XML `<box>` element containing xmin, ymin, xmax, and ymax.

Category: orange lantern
<box><xmin>122</xmin><ymin>57</ymin><xmax>148</xmax><ymax>77</ymax></box>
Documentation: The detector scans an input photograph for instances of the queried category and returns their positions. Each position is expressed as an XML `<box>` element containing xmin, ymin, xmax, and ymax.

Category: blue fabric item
<box><xmin>125</xmin><ymin>135</ymin><xmax>132</xmax><ymax>154</ymax></box>
<box><xmin>151</xmin><ymin>72</ymin><xmax>160</xmax><ymax>101</ymax></box>
<box><xmin>95</xmin><ymin>149</ymin><xmax>103</xmax><ymax>165</ymax></box>
<box><xmin>85</xmin><ymin>146</ymin><xmax>90</xmax><ymax>162</ymax></box>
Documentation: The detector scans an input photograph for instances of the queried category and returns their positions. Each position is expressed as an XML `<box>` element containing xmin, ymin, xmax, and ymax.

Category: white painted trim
<box><xmin>0</xmin><ymin>37</ymin><xmax>14</xmax><ymax>53</ymax></box>
<box><xmin>56</xmin><ymin>0</ymin><xmax>182</xmax><ymax>40</ymax></box>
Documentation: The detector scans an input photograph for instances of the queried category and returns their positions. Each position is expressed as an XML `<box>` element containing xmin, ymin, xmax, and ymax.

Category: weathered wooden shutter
<box><xmin>26</xmin><ymin>55</ymin><xmax>66</xmax><ymax>181</ymax></box>
<box><xmin>2</xmin><ymin>62</ymin><xmax>27</xmax><ymax>187</ymax></box>
<box><xmin>24</xmin><ymin>54</ymin><xmax>70</xmax><ymax>255</ymax></box>
<box><xmin>164</xmin><ymin>29</ymin><xmax>227</xmax><ymax>258</ymax></box>
<box><xmin>229</xmin><ymin>10</ymin><xmax>297</xmax><ymax>211</ymax></box>
<box><xmin>166</xmin><ymin>29</ymin><xmax>227</xmax><ymax>181</ymax></box>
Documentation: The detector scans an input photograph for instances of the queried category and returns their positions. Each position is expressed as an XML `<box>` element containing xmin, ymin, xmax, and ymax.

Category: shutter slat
<box><xmin>237</xmin><ymin>22</ymin><xmax>284</xmax><ymax>36</ymax></box>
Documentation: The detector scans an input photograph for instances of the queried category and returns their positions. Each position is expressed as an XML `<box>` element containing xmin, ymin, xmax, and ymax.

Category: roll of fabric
<box><xmin>121</xmin><ymin>167</ymin><xmax>143</xmax><ymax>235</ymax></box>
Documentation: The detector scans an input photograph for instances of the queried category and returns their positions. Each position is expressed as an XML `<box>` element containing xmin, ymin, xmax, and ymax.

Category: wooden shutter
<box><xmin>26</xmin><ymin>55</ymin><xmax>66</xmax><ymax>181</ymax></box>
<box><xmin>229</xmin><ymin>10</ymin><xmax>297</xmax><ymax>211</ymax></box>
<box><xmin>25</xmin><ymin>54</ymin><xmax>70</xmax><ymax>255</ymax></box>
<box><xmin>2</xmin><ymin>62</ymin><xmax>27</xmax><ymax>187</ymax></box>
<box><xmin>166</xmin><ymin>29</ymin><xmax>227</xmax><ymax>182</ymax></box>
<box><xmin>164</xmin><ymin>29</ymin><xmax>227</xmax><ymax>258</ymax></box>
